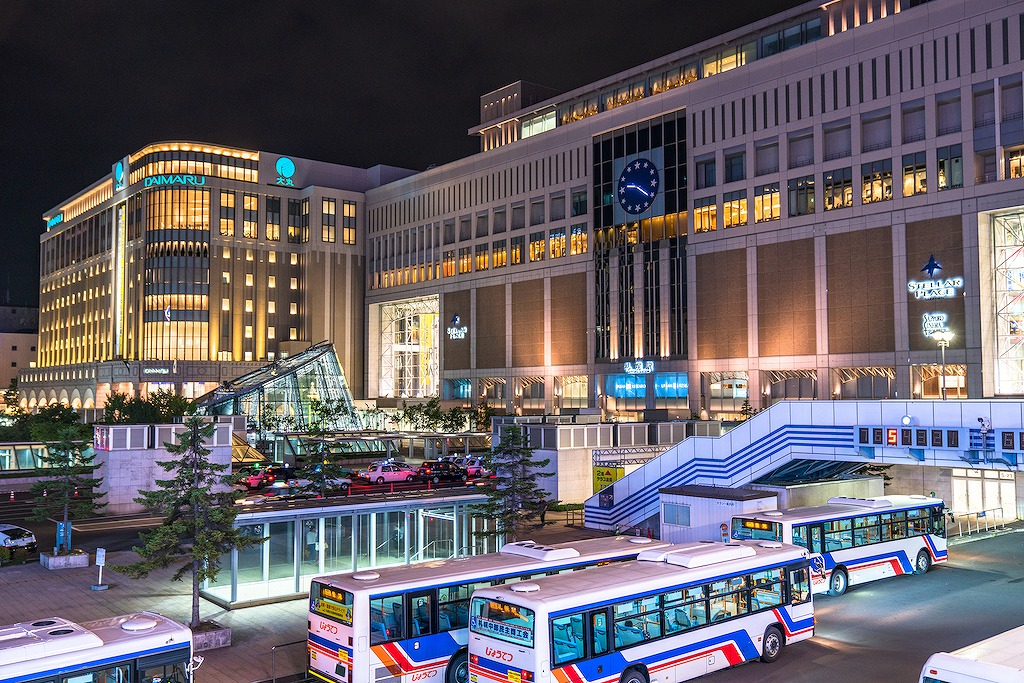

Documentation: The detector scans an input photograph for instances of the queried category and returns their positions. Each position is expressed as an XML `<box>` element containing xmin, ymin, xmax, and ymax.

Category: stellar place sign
<box><xmin>907</xmin><ymin>276</ymin><xmax>964</xmax><ymax>300</ymax></box>
<box><xmin>143</xmin><ymin>174</ymin><xmax>207</xmax><ymax>188</ymax></box>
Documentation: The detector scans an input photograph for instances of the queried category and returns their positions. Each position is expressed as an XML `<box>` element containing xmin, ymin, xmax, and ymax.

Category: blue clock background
<box><xmin>613</xmin><ymin>149</ymin><xmax>665</xmax><ymax>222</ymax></box>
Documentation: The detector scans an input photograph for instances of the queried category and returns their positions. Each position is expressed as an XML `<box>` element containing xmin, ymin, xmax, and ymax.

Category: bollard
<box><xmin>8</xmin><ymin>490</ymin><xmax>13</xmax><ymax>502</ymax></box>
<box><xmin>43</xmin><ymin>489</ymin><xmax>47</xmax><ymax>498</ymax></box>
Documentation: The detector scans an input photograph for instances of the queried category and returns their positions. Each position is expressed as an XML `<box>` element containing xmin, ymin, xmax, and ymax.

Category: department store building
<box><xmin>22</xmin><ymin>0</ymin><xmax>1024</xmax><ymax>420</ymax></box>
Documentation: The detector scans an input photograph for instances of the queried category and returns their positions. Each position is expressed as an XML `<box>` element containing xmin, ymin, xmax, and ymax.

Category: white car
<box><xmin>0</xmin><ymin>524</ymin><xmax>37</xmax><ymax>553</ymax></box>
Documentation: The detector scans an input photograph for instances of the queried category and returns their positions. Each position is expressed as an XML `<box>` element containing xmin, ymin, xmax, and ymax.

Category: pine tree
<box><xmin>28</xmin><ymin>425</ymin><xmax>106</xmax><ymax>553</ymax></box>
<box><xmin>114</xmin><ymin>416</ymin><xmax>263</xmax><ymax>629</ymax></box>
<box><xmin>472</xmin><ymin>425</ymin><xmax>553</xmax><ymax>542</ymax></box>
<box><xmin>298</xmin><ymin>398</ymin><xmax>353</xmax><ymax>498</ymax></box>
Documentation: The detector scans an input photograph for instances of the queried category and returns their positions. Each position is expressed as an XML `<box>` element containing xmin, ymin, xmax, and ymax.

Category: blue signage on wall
<box><xmin>114</xmin><ymin>161</ymin><xmax>125</xmax><ymax>190</ymax></box>
<box><xmin>46</xmin><ymin>214</ymin><xmax>64</xmax><ymax>229</ymax></box>
<box><xmin>276</xmin><ymin>157</ymin><xmax>296</xmax><ymax>186</ymax></box>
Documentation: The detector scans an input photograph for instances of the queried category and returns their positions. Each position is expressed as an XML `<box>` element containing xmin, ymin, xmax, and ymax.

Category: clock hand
<box><xmin>626</xmin><ymin>183</ymin><xmax>651</xmax><ymax>197</ymax></box>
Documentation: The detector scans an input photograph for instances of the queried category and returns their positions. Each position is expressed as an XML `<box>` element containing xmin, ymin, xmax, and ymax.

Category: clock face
<box><xmin>617</xmin><ymin>158</ymin><xmax>660</xmax><ymax>214</ymax></box>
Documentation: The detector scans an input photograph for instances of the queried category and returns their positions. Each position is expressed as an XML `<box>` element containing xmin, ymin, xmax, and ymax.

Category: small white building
<box><xmin>658</xmin><ymin>485</ymin><xmax>778</xmax><ymax>544</ymax></box>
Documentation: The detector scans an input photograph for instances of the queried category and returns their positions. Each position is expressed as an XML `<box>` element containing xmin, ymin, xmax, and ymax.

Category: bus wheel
<box><xmin>620</xmin><ymin>668</ymin><xmax>648</xmax><ymax>683</ymax></box>
<box><xmin>915</xmin><ymin>550</ymin><xmax>932</xmax><ymax>575</ymax></box>
<box><xmin>828</xmin><ymin>567</ymin><xmax>848</xmax><ymax>596</ymax></box>
<box><xmin>760</xmin><ymin>625</ymin><xmax>784</xmax><ymax>663</ymax></box>
<box><xmin>447</xmin><ymin>651</ymin><xmax>468</xmax><ymax>683</ymax></box>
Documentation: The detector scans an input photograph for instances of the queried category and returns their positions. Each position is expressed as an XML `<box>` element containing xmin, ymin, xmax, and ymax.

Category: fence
<box><xmin>948</xmin><ymin>508</ymin><xmax>1010</xmax><ymax>536</ymax></box>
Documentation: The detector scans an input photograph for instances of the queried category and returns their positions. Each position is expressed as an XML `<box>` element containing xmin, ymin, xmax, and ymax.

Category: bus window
<box><xmin>552</xmin><ymin>614</ymin><xmax>585</xmax><ymax>665</ymax></box>
<box><xmin>370</xmin><ymin>595</ymin><xmax>405</xmax><ymax>642</ymax></box>
<box><xmin>907</xmin><ymin>508</ymin><xmax>929</xmax><ymax>536</ymax></box>
<box><xmin>853</xmin><ymin>515</ymin><xmax>880</xmax><ymax>546</ymax></box>
<box><xmin>469</xmin><ymin>598</ymin><xmax>535</xmax><ymax>648</ymax></box>
<box><xmin>789</xmin><ymin>566</ymin><xmax>810</xmax><ymax>605</ymax></box>
<box><xmin>929</xmin><ymin>506</ymin><xmax>946</xmax><ymax>537</ymax></box>
<box><xmin>141</xmin><ymin>662</ymin><xmax>188</xmax><ymax>683</ymax></box>
<box><xmin>731</xmin><ymin>518</ymin><xmax>781</xmax><ymax>542</ymax></box>
<box><xmin>749</xmin><ymin>567</ymin><xmax>784</xmax><ymax>610</ymax></box>
<box><xmin>66</xmin><ymin>664</ymin><xmax>131</xmax><ymax>682</ymax></box>
<box><xmin>823</xmin><ymin>518</ymin><xmax>852</xmax><ymax>551</ymax></box>
<box><xmin>708</xmin><ymin>576</ymin><xmax>746</xmax><ymax>621</ymax></box>
<box><xmin>590</xmin><ymin>611</ymin><xmax>609</xmax><ymax>654</ymax></box>
<box><xmin>410</xmin><ymin>590</ymin><xmax>434</xmax><ymax>636</ymax></box>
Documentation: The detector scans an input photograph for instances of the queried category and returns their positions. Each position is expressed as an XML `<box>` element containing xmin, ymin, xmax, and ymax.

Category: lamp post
<box><xmin>931</xmin><ymin>329</ymin><xmax>954</xmax><ymax>400</ymax></box>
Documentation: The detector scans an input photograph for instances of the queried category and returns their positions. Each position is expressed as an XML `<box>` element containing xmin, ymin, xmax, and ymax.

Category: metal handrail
<box><xmin>948</xmin><ymin>508</ymin><xmax>1010</xmax><ymax>536</ymax></box>
<box><xmin>409</xmin><ymin>538</ymin><xmax>454</xmax><ymax>561</ymax></box>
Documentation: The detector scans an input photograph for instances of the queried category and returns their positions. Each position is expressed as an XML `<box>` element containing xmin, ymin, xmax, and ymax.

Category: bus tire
<box><xmin>915</xmin><ymin>549</ymin><xmax>932</xmax><ymax>575</ymax></box>
<box><xmin>620</xmin><ymin>667</ymin><xmax>648</xmax><ymax>683</ymax></box>
<box><xmin>760</xmin><ymin>625</ymin><xmax>784</xmax><ymax>663</ymax></box>
<box><xmin>447</xmin><ymin>650</ymin><xmax>469</xmax><ymax>683</ymax></box>
<box><xmin>828</xmin><ymin>567</ymin><xmax>848</xmax><ymax>596</ymax></box>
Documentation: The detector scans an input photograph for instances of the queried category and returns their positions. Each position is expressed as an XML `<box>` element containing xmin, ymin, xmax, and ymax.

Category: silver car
<box><xmin>0</xmin><ymin>524</ymin><xmax>37</xmax><ymax>553</ymax></box>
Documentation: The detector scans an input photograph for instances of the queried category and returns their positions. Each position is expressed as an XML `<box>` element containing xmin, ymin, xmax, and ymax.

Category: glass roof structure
<box><xmin>196</xmin><ymin>341</ymin><xmax>362</xmax><ymax>432</ymax></box>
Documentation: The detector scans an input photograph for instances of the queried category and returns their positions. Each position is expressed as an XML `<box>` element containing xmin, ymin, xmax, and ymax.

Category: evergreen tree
<box><xmin>298</xmin><ymin>398</ymin><xmax>353</xmax><ymax>498</ymax></box>
<box><xmin>3</xmin><ymin>379</ymin><xmax>18</xmax><ymax>414</ymax></box>
<box><xmin>114</xmin><ymin>416</ymin><xmax>262</xmax><ymax>629</ymax></box>
<box><xmin>28</xmin><ymin>425</ymin><xmax>106</xmax><ymax>552</ymax></box>
<box><xmin>472</xmin><ymin>425</ymin><xmax>553</xmax><ymax>542</ymax></box>
<box><xmin>473</xmin><ymin>399</ymin><xmax>496</xmax><ymax>433</ymax></box>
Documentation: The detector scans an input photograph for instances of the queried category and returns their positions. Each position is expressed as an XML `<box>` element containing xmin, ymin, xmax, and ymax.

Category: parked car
<box><xmin>359</xmin><ymin>463</ymin><xmax>415</xmax><ymax>484</ymax></box>
<box><xmin>241</xmin><ymin>464</ymin><xmax>299</xmax><ymax>490</ymax></box>
<box><xmin>0</xmin><ymin>524</ymin><xmax>37</xmax><ymax>553</ymax></box>
<box><xmin>416</xmin><ymin>460</ymin><xmax>469</xmax><ymax>483</ymax></box>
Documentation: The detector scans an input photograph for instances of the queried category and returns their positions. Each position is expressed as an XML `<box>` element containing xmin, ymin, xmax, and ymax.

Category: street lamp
<box><xmin>931</xmin><ymin>329</ymin><xmax>954</xmax><ymax>400</ymax></box>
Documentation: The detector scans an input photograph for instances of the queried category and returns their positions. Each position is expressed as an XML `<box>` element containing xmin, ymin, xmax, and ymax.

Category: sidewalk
<box><xmin>0</xmin><ymin>513</ymin><xmax>613</xmax><ymax>683</ymax></box>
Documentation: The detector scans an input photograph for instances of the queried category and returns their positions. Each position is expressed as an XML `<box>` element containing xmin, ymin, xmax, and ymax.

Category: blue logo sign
<box><xmin>276</xmin><ymin>157</ymin><xmax>296</xmax><ymax>187</ymax></box>
<box><xmin>447</xmin><ymin>314</ymin><xmax>468</xmax><ymax>340</ymax></box>
<box><xmin>46</xmin><ymin>213</ymin><xmax>64</xmax><ymax>229</ymax></box>
<box><xmin>143</xmin><ymin>174</ymin><xmax>206</xmax><ymax>188</ymax></box>
<box><xmin>114</xmin><ymin>161</ymin><xmax>124</xmax><ymax>190</ymax></box>
<box><xmin>921</xmin><ymin>254</ymin><xmax>942</xmax><ymax>277</ymax></box>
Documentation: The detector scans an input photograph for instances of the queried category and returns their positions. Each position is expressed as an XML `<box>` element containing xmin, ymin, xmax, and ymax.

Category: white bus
<box><xmin>308</xmin><ymin>536</ymin><xmax>672</xmax><ymax>683</ymax></box>
<box><xmin>920</xmin><ymin>624</ymin><xmax>1024</xmax><ymax>683</ymax></box>
<box><xmin>0</xmin><ymin>611</ymin><xmax>195</xmax><ymax>683</ymax></box>
<box><xmin>730</xmin><ymin>494</ymin><xmax>947</xmax><ymax>596</ymax></box>
<box><xmin>468</xmin><ymin>540</ymin><xmax>814</xmax><ymax>683</ymax></box>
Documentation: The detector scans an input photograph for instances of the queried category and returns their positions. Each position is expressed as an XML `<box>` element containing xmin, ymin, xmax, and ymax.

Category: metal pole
<box><xmin>940</xmin><ymin>341</ymin><xmax>947</xmax><ymax>400</ymax></box>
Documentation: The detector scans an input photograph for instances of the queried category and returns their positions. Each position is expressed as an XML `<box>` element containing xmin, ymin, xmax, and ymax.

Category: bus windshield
<box><xmin>311</xmin><ymin>581</ymin><xmax>354</xmax><ymax>626</ymax></box>
<box><xmin>731</xmin><ymin>517</ymin><xmax>782</xmax><ymax>542</ymax></box>
<box><xmin>470</xmin><ymin>597</ymin><xmax>535</xmax><ymax>647</ymax></box>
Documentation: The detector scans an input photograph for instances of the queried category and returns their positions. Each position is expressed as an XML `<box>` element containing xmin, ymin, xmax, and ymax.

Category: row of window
<box><xmin>439</xmin><ymin>226</ymin><xmax>589</xmax><ymax>276</ymax></box>
<box><xmin>218</xmin><ymin>192</ymin><xmax>357</xmax><ymax>244</ymax></box>
<box><xmin>692</xmin><ymin>147</ymin><xmax>963</xmax><ymax>231</ymax></box>
<box><xmin>792</xmin><ymin>505</ymin><xmax>946</xmax><ymax>554</ymax></box>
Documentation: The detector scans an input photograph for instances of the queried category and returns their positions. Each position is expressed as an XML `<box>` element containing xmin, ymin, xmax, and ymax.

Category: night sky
<box><xmin>0</xmin><ymin>0</ymin><xmax>801</xmax><ymax>307</ymax></box>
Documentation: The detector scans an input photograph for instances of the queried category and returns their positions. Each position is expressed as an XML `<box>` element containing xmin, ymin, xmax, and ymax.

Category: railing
<box><xmin>409</xmin><ymin>538</ymin><xmax>455</xmax><ymax>561</ymax></box>
<box><xmin>948</xmin><ymin>508</ymin><xmax>1010</xmax><ymax>536</ymax></box>
<box><xmin>565</xmin><ymin>507</ymin><xmax>585</xmax><ymax>527</ymax></box>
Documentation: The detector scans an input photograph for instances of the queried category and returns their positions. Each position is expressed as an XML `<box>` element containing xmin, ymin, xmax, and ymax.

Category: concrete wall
<box><xmin>95</xmin><ymin>422</ymin><xmax>233</xmax><ymax>515</ymax></box>
<box><xmin>660</xmin><ymin>493</ymin><xmax>778</xmax><ymax>544</ymax></box>
<box><xmin>750</xmin><ymin>477</ymin><xmax>885</xmax><ymax>509</ymax></box>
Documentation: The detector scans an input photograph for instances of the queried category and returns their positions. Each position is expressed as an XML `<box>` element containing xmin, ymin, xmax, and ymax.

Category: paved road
<box><xmin>710</xmin><ymin>528</ymin><xmax>1024</xmax><ymax>682</ymax></box>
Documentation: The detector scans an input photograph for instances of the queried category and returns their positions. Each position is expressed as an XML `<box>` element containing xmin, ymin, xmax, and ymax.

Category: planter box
<box><xmin>193</xmin><ymin>621</ymin><xmax>232</xmax><ymax>651</ymax></box>
<box><xmin>40</xmin><ymin>552</ymin><xmax>90</xmax><ymax>570</ymax></box>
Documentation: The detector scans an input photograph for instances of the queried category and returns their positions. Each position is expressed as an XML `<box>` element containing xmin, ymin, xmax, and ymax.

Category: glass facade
<box><xmin>379</xmin><ymin>297</ymin><xmax>440</xmax><ymax>399</ymax></box>
<box><xmin>197</xmin><ymin>341</ymin><xmax>361</xmax><ymax>433</ymax></box>
<box><xmin>202</xmin><ymin>494</ymin><xmax>495</xmax><ymax>608</ymax></box>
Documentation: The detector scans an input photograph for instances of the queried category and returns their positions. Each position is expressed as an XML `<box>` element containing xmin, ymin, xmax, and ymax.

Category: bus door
<box><xmin>787</xmin><ymin>562</ymin><xmax>814</xmax><ymax>623</ymax></box>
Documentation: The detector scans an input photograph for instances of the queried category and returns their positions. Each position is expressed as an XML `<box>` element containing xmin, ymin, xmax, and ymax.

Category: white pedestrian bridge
<box><xmin>584</xmin><ymin>399</ymin><xmax>1024</xmax><ymax>531</ymax></box>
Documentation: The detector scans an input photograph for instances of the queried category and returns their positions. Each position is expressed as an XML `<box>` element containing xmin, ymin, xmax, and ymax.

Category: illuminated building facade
<box><xmin>21</xmin><ymin>143</ymin><xmax>413</xmax><ymax>409</ymax></box>
<box><xmin>366</xmin><ymin>0</ymin><xmax>1024</xmax><ymax>418</ymax></box>
<box><xmin>23</xmin><ymin>0</ymin><xmax>1024</xmax><ymax>420</ymax></box>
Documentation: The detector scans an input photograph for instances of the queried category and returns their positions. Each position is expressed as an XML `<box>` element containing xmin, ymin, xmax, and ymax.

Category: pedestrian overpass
<box><xmin>584</xmin><ymin>399</ymin><xmax>1024</xmax><ymax>531</ymax></box>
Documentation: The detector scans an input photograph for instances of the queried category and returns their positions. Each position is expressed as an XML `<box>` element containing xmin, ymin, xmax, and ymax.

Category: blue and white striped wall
<box><xmin>583</xmin><ymin>399</ymin><xmax>1024</xmax><ymax>531</ymax></box>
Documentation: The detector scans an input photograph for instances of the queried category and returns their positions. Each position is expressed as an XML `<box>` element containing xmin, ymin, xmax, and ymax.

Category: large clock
<box><xmin>617</xmin><ymin>158</ymin><xmax>660</xmax><ymax>214</ymax></box>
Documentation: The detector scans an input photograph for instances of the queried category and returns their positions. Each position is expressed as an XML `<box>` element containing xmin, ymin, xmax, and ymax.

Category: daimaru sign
<box><xmin>144</xmin><ymin>174</ymin><xmax>207</xmax><ymax>188</ymax></box>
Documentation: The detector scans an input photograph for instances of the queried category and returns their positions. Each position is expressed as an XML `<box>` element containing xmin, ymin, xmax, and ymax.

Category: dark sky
<box><xmin>0</xmin><ymin>0</ymin><xmax>801</xmax><ymax>307</ymax></box>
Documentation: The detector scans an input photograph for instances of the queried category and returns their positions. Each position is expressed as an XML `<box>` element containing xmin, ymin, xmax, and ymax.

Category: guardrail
<box><xmin>948</xmin><ymin>508</ymin><xmax>1010</xmax><ymax>536</ymax></box>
